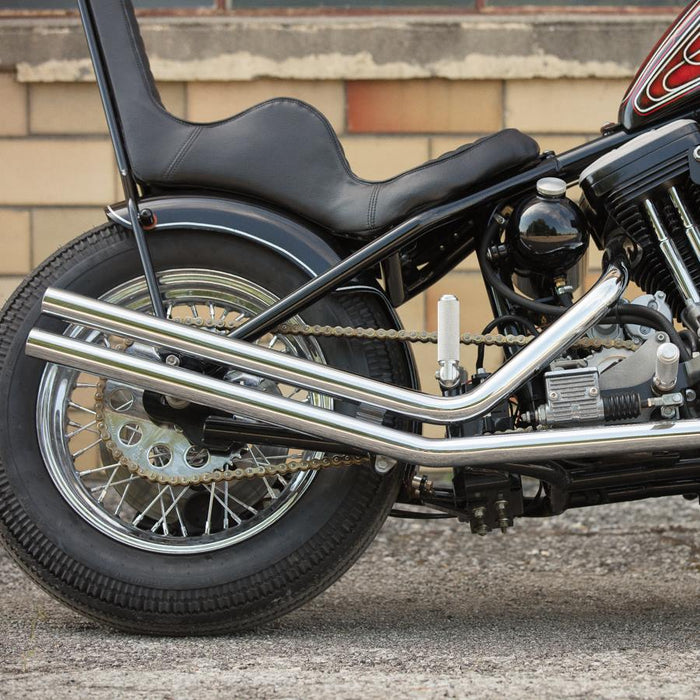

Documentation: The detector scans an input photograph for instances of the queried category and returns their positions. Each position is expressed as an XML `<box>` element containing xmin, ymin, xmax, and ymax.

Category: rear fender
<box><xmin>106</xmin><ymin>194</ymin><xmax>420</xmax><ymax>390</ymax></box>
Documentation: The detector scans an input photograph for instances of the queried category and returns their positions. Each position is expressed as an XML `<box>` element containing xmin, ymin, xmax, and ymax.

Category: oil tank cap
<box><xmin>536</xmin><ymin>177</ymin><xmax>567</xmax><ymax>198</ymax></box>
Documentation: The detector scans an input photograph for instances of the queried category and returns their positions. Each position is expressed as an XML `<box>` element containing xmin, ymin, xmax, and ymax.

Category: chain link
<box><xmin>270</xmin><ymin>322</ymin><xmax>640</xmax><ymax>352</ymax></box>
<box><xmin>92</xmin><ymin>316</ymin><xmax>638</xmax><ymax>486</ymax></box>
<box><xmin>172</xmin><ymin>316</ymin><xmax>638</xmax><ymax>352</ymax></box>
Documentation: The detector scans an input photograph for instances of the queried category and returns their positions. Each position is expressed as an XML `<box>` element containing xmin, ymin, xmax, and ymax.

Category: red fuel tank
<box><xmin>619</xmin><ymin>1</ymin><xmax>700</xmax><ymax>130</ymax></box>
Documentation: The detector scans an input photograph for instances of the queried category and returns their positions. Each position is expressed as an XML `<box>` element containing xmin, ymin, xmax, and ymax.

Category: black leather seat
<box><xmin>91</xmin><ymin>1</ymin><xmax>540</xmax><ymax>236</ymax></box>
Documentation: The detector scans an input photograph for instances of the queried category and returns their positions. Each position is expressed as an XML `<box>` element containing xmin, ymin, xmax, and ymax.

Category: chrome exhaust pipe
<box><xmin>26</xmin><ymin>327</ymin><xmax>700</xmax><ymax>468</ymax></box>
<box><xmin>39</xmin><ymin>263</ymin><xmax>628</xmax><ymax>425</ymax></box>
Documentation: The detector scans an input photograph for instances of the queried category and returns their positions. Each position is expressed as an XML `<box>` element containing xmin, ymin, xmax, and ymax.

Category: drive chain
<box><xmin>92</xmin><ymin>318</ymin><xmax>638</xmax><ymax>487</ymax></box>
<box><xmin>174</xmin><ymin>317</ymin><xmax>639</xmax><ymax>352</ymax></box>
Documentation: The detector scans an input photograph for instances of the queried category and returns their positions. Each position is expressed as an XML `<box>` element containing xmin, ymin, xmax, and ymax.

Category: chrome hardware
<box><xmin>495</xmin><ymin>499</ymin><xmax>510</xmax><ymax>534</ymax></box>
<box><xmin>646</xmin><ymin>391</ymin><xmax>684</xmax><ymax>419</ymax></box>
<box><xmin>644</xmin><ymin>199</ymin><xmax>700</xmax><ymax>304</ymax></box>
<box><xmin>624</xmin><ymin>291</ymin><xmax>673</xmax><ymax>343</ymax></box>
<box><xmin>644</xmin><ymin>198</ymin><xmax>700</xmax><ymax>333</ymax></box>
<box><xmin>36</xmin><ymin>263</ymin><xmax>628</xmax><ymax>426</ymax></box>
<box><xmin>668</xmin><ymin>186</ymin><xmax>700</xmax><ymax>263</ymax></box>
<box><xmin>653</xmin><ymin>342</ymin><xmax>680</xmax><ymax>392</ymax></box>
<box><xmin>536</xmin><ymin>367</ymin><xmax>604</xmax><ymax>427</ymax></box>
<box><xmin>373</xmin><ymin>455</ymin><xmax>397</xmax><ymax>474</ymax></box>
<box><xmin>536</xmin><ymin>177</ymin><xmax>567</xmax><ymax>198</ymax></box>
<box><xmin>26</xmin><ymin>327</ymin><xmax>700</xmax><ymax>469</ymax></box>
<box><xmin>436</xmin><ymin>294</ymin><xmax>462</xmax><ymax>387</ymax></box>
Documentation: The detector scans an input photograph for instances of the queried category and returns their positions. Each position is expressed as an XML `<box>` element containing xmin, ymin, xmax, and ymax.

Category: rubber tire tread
<box><xmin>0</xmin><ymin>222</ymin><xmax>412</xmax><ymax>635</ymax></box>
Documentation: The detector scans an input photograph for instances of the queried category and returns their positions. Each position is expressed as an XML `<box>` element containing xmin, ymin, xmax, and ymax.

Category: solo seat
<box><xmin>90</xmin><ymin>0</ymin><xmax>541</xmax><ymax>236</ymax></box>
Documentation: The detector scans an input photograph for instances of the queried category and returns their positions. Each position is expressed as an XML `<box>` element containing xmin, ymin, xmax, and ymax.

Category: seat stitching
<box><xmin>164</xmin><ymin>127</ymin><xmax>203</xmax><ymax>180</ymax></box>
<box><xmin>370</xmin><ymin>184</ymin><xmax>382</xmax><ymax>229</ymax></box>
<box><xmin>367</xmin><ymin>183</ymin><xmax>380</xmax><ymax>229</ymax></box>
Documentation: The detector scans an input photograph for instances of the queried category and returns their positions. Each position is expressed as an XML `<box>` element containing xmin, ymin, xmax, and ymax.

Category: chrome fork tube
<box><xmin>39</xmin><ymin>262</ymin><xmax>628</xmax><ymax>425</ymax></box>
<box><xmin>25</xmin><ymin>328</ymin><xmax>700</xmax><ymax>468</ymax></box>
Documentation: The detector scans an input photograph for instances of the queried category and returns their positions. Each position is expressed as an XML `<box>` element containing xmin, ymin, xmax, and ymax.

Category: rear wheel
<box><xmin>0</xmin><ymin>222</ymin><xmax>412</xmax><ymax>634</ymax></box>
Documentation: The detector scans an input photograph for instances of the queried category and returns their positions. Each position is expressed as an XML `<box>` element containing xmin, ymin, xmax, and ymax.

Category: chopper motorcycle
<box><xmin>1</xmin><ymin>0</ymin><xmax>699</xmax><ymax>635</ymax></box>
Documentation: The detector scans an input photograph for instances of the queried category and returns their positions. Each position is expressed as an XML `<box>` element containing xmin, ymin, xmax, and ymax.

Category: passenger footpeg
<box><xmin>436</xmin><ymin>294</ymin><xmax>464</xmax><ymax>391</ymax></box>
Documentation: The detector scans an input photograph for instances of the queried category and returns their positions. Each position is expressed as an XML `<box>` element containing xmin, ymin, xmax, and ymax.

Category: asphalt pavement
<box><xmin>1</xmin><ymin>495</ymin><xmax>698</xmax><ymax>699</ymax></box>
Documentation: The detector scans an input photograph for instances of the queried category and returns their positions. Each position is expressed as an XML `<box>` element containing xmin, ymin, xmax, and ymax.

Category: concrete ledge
<box><xmin>0</xmin><ymin>14</ymin><xmax>675</xmax><ymax>82</ymax></box>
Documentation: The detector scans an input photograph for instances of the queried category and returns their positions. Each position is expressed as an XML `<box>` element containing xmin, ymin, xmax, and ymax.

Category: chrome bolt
<box><xmin>693</xmin><ymin>145</ymin><xmax>700</xmax><ymax>162</ymax></box>
<box><xmin>495</xmin><ymin>499</ymin><xmax>509</xmax><ymax>534</ymax></box>
<box><xmin>660</xmin><ymin>406</ymin><xmax>676</xmax><ymax>419</ymax></box>
<box><xmin>588</xmin><ymin>387</ymin><xmax>599</xmax><ymax>397</ymax></box>
<box><xmin>374</xmin><ymin>455</ymin><xmax>396</xmax><ymax>474</ymax></box>
<box><xmin>549</xmin><ymin>391</ymin><xmax>559</xmax><ymax>400</ymax></box>
<box><xmin>472</xmin><ymin>506</ymin><xmax>489</xmax><ymax>536</ymax></box>
<box><xmin>686</xmin><ymin>389</ymin><xmax>697</xmax><ymax>402</ymax></box>
<box><xmin>656</xmin><ymin>332</ymin><xmax>667</xmax><ymax>343</ymax></box>
<box><xmin>165</xmin><ymin>354</ymin><xmax>180</xmax><ymax>367</ymax></box>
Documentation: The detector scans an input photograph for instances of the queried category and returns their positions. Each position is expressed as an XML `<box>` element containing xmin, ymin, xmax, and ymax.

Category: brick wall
<box><xmin>0</xmin><ymin>71</ymin><xmax>626</xmax><ymax>386</ymax></box>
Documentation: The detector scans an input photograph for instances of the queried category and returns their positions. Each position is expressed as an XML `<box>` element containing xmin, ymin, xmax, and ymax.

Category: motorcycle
<box><xmin>1</xmin><ymin>0</ymin><xmax>699</xmax><ymax>635</ymax></box>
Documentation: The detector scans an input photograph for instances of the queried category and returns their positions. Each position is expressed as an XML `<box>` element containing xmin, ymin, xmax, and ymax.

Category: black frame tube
<box><xmin>78</xmin><ymin>0</ymin><xmax>165</xmax><ymax>318</ymax></box>
<box><xmin>81</xmin><ymin>0</ymin><xmax>697</xmax><ymax>340</ymax></box>
<box><xmin>230</xmin><ymin>130</ymin><xmax>638</xmax><ymax>342</ymax></box>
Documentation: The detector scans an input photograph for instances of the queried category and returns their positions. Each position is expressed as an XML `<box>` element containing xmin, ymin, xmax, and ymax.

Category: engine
<box><xmin>527</xmin><ymin>119</ymin><xmax>700</xmax><ymax>429</ymax></box>
<box><xmin>580</xmin><ymin>119</ymin><xmax>700</xmax><ymax>328</ymax></box>
<box><xmin>478</xmin><ymin>119</ymin><xmax>700</xmax><ymax>435</ymax></box>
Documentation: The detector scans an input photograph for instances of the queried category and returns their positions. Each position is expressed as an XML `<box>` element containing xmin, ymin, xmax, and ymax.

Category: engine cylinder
<box><xmin>580</xmin><ymin>119</ymin><xmax>700</xmax><ymax>320</ymax></box>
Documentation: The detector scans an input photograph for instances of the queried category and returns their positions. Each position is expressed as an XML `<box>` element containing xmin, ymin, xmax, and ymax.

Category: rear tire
<box><xmin>0</xmin><ymin>222</ymin><xmax>412</xmax><ymax>634</ymax></box>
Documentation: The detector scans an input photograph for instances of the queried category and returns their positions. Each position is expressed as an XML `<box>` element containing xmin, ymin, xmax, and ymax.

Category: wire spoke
<box><xmin>68</xmin><ymin>401</ymin><xmax>96</xmax><ymax>415</ymax></box>
<box><xmin>226</xmin><ymin>491</ymin><xmax>258</xmax><ymax>515</ymax></box>
<box><xmin>65</xmin><ymin>419</ymin><xmax>98</xmax><ymax>439</ymax></box>
<box><xmin>114</xmin><ymin>478</ymin><xmax>136</xmax><ymax>516</ymax></box>
<box><xmin>89</xmin><ymin>472</ymin><xmax>134</xmax><ymax>493</ymax></box>
<box><xmin>159</xmin><ymin>490</ymin><xmax>170</xmax><ymax>536</ymax></box>
<box><xmin>222</xmin><ymin>481</ymin><xmax>230</xmax><ymax>528</ymax></box>
<box><xmin>71</xmin><ymin>438</ymin><xmax>102</xmax><ymax>459</ymax></box>
<box><xmin>55</xmin><ymin>283</ymin><xmax>322</xmax><ymax>548</ymax></box>
<box><xmin>79</xmin><ymin>462</ymin><xmax>120</xmax><ymax>477</ymax></box>
<box><xmin>151</xmin><ymin>486</ymin><xmax>190</xmax><ymax>535</ymax></box>
<box><xmin>168</xmin><ymin>486</ymin><xmax>189</xmax><ymax>537</ymax></box>
<box><xmin>132</xmin><ymin>485</ymin><xmax>167</xmax><ymax>527</ymax></box>
<box><xmin>204</xmin><ymin>484</ymin><xmax>216</xmax><ymax>535</ymax></box>
<box><xmin>96</xmin><ymin>465</ymin><xmax>121</xmax><ymax>502</ymax></box>
<box><xmin>212</xmin><ymin>488</ymin><xmax>243</xmax><ymax>526</ymax></box>
<box><xmin>262</xmin><ymin>477</ymin><xmax>278</xmax><ymax>500</ymax></box>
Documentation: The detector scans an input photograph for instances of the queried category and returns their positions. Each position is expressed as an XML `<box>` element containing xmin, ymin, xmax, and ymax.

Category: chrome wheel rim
<box><xmin>37</xmin><ymin>269</ymin><xmax>330</xmax><ymax>554</ymax></box>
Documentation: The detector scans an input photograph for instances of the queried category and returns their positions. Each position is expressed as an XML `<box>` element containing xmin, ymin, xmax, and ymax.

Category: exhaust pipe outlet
<box><xmin>26</xmin><ymin>328</ymin><xmax>700</xmax><ymax>470</ymax></box>
<box><xmin>38</xmin><ymin>262</ymin><xmax>628</xmax><ymax>424</ymax></box>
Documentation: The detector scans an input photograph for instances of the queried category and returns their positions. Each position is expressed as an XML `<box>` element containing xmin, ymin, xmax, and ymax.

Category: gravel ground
<box><xmin>1</xmin><ymin>495</ymin><xmax>698</xmax><ymax>699</ymax></box>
